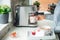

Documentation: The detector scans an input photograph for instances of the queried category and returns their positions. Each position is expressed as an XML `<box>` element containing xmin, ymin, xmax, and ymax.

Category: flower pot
<box><xmin>0</xmin><ymin>13</ymin><xmax>9</xmax><ymax>24</ymax></box>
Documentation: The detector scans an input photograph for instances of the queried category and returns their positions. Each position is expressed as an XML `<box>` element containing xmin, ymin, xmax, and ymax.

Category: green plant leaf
<box><xmin>0</xmin><ymin>5</ymin><xmax>11</xmax><ymax>14</ymax></box>
<box><xmin>33</xmin><ymin>1</ymin><xmax>40</xmax><ymax>6</ymax></box>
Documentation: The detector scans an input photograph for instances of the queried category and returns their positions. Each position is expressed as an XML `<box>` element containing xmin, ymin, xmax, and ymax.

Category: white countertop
<box><xmin>2</xmin><ymin>27</ymin><xmax>37</xmax><ymax>40</ymax></box>
<box><xmin>1</xmin><ymin>20</ymin><xmax>57</xmax><ymax>40</ymax></box>
<box><xmin>2</xmin><ymin>27</ymin><xmax>58</xmax><ymax>40</ymax></box>
<box><xmin>0</xmin><ymin>22</ymin><xmax>12</xmax><ymax>40</ymax></box>
<box><xmin>0</xmin><ymin>23</ymin><xmax>9</xmax><ymax>31</ymax></box>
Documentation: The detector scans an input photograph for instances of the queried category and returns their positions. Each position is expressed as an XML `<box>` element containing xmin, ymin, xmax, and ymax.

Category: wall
<box><xmin>0</xmin><ymin>0</ymin><xmax>11</xmax><ymax>7</ymax></box>
<box><xmin>38</xmin><ymin>0</ymin><xmax>58</xmax><ymax>11</ymax></box>
<box><xmin>29</xmin><ymin>0</ymin><xmax>38</xmax><ymax>5</ymax></box>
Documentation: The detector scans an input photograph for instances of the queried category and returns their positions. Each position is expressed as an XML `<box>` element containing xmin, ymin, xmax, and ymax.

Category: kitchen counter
<box><xmin>1</xmin><ymin>19</ymin><xmax>58</xmax><ymax>40</ymax></box>
<box><xmin>1</xmin><ymin>26</ymin><xmax>59</xmax><ymax>40</ymax></box>
<box><xmin>1</xmin><ymin>27</ymin><xmax>37</xmax><ymax>40</ymax></box>
<box><xmin>0</xmin><ymin>22</ymin><xmax>12</xmax><ymax>40</ymax></box>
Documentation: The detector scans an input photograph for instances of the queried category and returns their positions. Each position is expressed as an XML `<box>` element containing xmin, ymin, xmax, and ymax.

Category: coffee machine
<box><xmin>15</xmin><ymin>5</ymin><xmax>37</xmax><ymax>27</ymax></box>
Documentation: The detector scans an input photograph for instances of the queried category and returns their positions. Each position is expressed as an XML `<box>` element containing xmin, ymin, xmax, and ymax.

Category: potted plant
<box><xmin>0</xmin><ymin>5</ymin><xmax>11</xmax><ymax>24</ymax></box>
<box><xmin>33</xmin><ymin>1</ymin><xmax>40</xmax><ymax>10</ymax></box>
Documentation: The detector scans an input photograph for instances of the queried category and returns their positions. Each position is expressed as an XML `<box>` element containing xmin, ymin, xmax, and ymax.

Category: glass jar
<box><xmin>29</xmin><ymin>13</ymin><xmax>37</xmax><ymax>24</ymax></box>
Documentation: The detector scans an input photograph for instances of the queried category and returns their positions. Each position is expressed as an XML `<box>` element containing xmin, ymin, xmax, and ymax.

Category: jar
<box><xmin>29</xmin><ymin>13</ymin><xmax>37</xmax><ymax>24</ymax></box>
